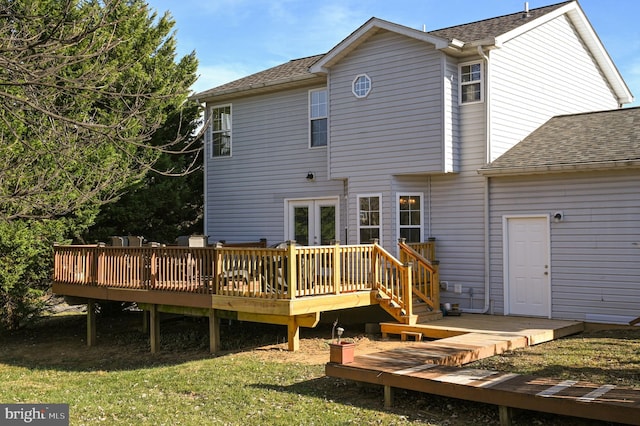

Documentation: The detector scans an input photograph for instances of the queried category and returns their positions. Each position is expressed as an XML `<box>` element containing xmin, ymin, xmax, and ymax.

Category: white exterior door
<box><xmin>504</xmin><ymin>216</ymin><xmax>551</xmax><ymax>317</ymax></box>
<box><xmin>286</xmin><ymin>198</ymin><xmax>339</xmax><ymax>246</ymax></box>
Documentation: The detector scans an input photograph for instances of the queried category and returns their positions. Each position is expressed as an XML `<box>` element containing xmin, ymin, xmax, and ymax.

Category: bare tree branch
<box><xmin>0</xmin><ymin>0</ymin><xmax>202</xmax><ymax>220</ymax></box>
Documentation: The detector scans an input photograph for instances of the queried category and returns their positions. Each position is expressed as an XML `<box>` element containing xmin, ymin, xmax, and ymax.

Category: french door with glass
<box><xmin>286</xmin><ymin>198</ymin><xmax>339</xmax><ymax>246</ymax></box>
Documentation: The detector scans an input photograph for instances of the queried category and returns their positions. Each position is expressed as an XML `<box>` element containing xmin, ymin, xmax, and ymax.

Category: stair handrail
<box><xmin>398</xmin><ymin>241</ymin><xmax>436</xmax><ymax>273</ymax></box>
<box><xmin>372</xmin><ymin>242</ymin><xmax>412</xmax><ymax>322</ymax></box>
<box><xmin>398</xmin><ymin>240</ymin><xmax>440</xmax><ymax>312</ymax></box>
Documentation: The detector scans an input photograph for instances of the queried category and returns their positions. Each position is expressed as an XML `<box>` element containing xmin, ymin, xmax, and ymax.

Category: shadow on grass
<box><xmin>250</xmin><ymin>376</ymin><xmax>463</xmax><ymax>423</ymax></box>
<box><xmin>0</xmin><ymin>312</ymin><xmax>313</xmax><ymax>372</ymax></box>
<box><xmin>252</xmin><ymin>376</ymin><xmax>619</xmax><ymax>426</ymax></box>
<box><xmin>471</xmin><ymin>329</ymin><xmax>640</xmax><ymax>387</ymax></box>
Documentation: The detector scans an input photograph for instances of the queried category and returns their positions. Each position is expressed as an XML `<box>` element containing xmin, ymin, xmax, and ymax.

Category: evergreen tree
<box><xmin>84</xmin><ymin>102</ymin><xmax>203</xmax><ymax>245</ymax></box>
<box><xmin>0</xmin><ymin>0</ymin><xmax>200</xmax><ymax>328</ymax></box>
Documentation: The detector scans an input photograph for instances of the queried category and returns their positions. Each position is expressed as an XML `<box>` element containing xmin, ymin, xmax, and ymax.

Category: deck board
<box><xmin>327</xmin><ymin>315</ymin><xmax>637</xmax><ymax>424</ymax></box>
<box><xmin>381</xmin><ymin>314</ymin><xmax>584</xmax><ymax>345</ymax></box>
<box><xmin>326</xmin><ymin>360</ymin><xmax>640</xmax><ymax>424</ymax></box>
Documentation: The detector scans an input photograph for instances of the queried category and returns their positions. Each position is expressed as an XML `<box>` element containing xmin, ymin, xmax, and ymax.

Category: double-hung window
<box><xmin>459</xmin><ymin>61</ymin><xmax>483</xmax><ymax>104</ymax></box>
<box><xmin>309</xmin><ymin>89</ymin><xmax>327</xmax><ymax>148</ymax></box>
<box><xmin>398</xmin><ymin>194</ymin><xmax>423</xmax><ymax>243</ymax></box>
<box><xmin>358</xmin><ymin>195</ymin><xmax>381</xmax><ymax>244</ymax></box>
<box><xmin>210</xmin><ymin>105</ymin><xmax>232</xmax><ymax>157</ymax></box>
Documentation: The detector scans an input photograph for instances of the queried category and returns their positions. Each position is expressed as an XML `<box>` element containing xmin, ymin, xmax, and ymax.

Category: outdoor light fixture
<box><xmin>553</xmin><ymin>211</ymin><xmax>563</xmax><ymax>222</ymax></box>
<box><xmin>306</xmin><ymin>172</ymin><xmax>314</xmax><ymax>181</ymax></box>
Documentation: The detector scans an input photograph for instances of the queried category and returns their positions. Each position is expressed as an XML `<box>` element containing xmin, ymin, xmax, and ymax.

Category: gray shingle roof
<box><xmin>193</xmin><ymin>55</ymin><xmax>324</xmax><ymax>100</ymax></box>
<box><xmin>428</xmin><ymin>2</ymin><xmax>570</xmax><ymax>42</ymax></box>
<box><xmin>193</xmin><ymin>2</ymin><xmax>573</xmax><ymax>100</ymax></box>
<box><xmin>480</xmin><ymin>108</ymin><xmax>640</xmax><ymax>175</ymax></box>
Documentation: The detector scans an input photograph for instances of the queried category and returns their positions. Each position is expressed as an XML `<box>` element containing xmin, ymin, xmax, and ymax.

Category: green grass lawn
<box><xmin>2</xmin><ymin>355</ymin><xmax>355</xmax><ymax>425</ymax></box>
<box><xmin>0</xmin><ymin>314</ymin><xmax>431</xmax><ymax>425</ymax></box>
<box><xmin>1</xmin><ymin>312</ymin><xmax>638</xmax><ymax>425</ymax></box>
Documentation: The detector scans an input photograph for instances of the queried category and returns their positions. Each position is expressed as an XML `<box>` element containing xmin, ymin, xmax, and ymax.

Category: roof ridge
<box><xmin>552</xmin><ymin>105</ymin><xmax>640</xmax><ymax>119</ymax></box>
<box><xmin>288</xmin><ymin>53</ymin><xmax>325</xmax><ymax>63</ymax></box>
<box><xmin>428</xmin><ymin>1</ymin><xmax>572</xmax><ymax>35</ymax></box>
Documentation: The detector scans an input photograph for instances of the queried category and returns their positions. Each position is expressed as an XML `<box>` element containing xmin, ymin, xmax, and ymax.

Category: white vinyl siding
<box><xmin>489</xmin><ymin>14</ymin><xmax>619</xmax><ymax>161</ymax></box>
<box><xmin>488</xmin><ymin>170</ymin><xmax>640</xmax><ymax>322</ymax></box>
<box><xmin>205</xmin><ymin>86</ymin><xmax>344</xmax><ymax>243</ymax></box>
<box><xmin>443</xmin><ymin>56</ymin><xmax>460</xmax><ymax>173</ymax></box>
<box><xmin>329</xmin><ymin>30</ymin><xmax>447</xmax><ymax>178</ymax></box>
<box><xmin>428</xmin><ymin>99</ymin><xmax>487</xmax><ymax>307</ymax></box>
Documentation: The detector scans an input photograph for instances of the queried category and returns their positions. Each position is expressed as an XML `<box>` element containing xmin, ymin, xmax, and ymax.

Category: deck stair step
<box><xmin>376</xmin><ymin>289</ymin><xmax>440</xmax><ymax>325</ymax></box>
<box><xmin>410</xmin><ymin>298</ymin><xmax>443</xmax><ymax>323</ymax></box>
<box><xmin>416</xmin><ymin>311</ymin><xmax>444</xmax><ymax>323</ymax></box>
<box><xmin>376</xmin><ymin>297</ymin><xmax>415</xmax><ymax>325</ymax></box>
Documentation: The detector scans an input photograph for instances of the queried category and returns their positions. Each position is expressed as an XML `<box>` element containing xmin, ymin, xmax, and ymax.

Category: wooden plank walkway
<box><xmin>326</xmin><ymin>315</ymin><xmax>639</xmax><ymax>424</ymax></box>
<box><xmin>381</xmin><ymin>314</ymin><xmax>586</xmax><ymax>345</ymax></box>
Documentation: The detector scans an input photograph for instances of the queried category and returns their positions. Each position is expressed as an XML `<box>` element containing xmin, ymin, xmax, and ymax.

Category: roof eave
<box><xmin>478</xmin><ymin>160</ymin><xmax>640</xmax><ymax>177</ymax></box>
<box><xmin>190</xmin><ymin>74</ymin><xmax>325</xmax><ymax>103</ymax></box>
<box><xmin>565</xmin><ymin>5</ymin><xmax>634</xmax><ymax>104</ymax></box>
<box><xmin>494</xmin><ymin>1</ymin><xmax>633</xmax><ymax>105</ymax></box>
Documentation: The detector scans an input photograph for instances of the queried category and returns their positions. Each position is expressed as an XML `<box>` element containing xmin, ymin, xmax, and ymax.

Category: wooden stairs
<box><xmin>412</xmin><ymin>296</ymin><xmax>443</xmax><ymax>323</ymax></box>
<box><xmin>374</xmin><ymin>240</ymin><xmax>442</xmax><ymax>325</ymax></box>
<box><xmin>377</xmin><ymin>293</ymin><xmax>443</xmax><ymax>325</ymax></box>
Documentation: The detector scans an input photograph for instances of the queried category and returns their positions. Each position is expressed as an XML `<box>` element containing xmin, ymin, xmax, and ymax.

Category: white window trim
<box><xmin>458</xmin><ymin>61</ymin><xmax>484</xmax><ymax>105</ymax></box>
<box><xmin>308</xmin><ymin>88</ymin><xmax>327</xmax><ymax>149</ymax></box>
<box><xmin>352</xmin><ymin>73</ymin><xmax>372</xmax><ymax>98</ymax></box>
<box><xmin>357</xmin><ymin>193</ymin><xmax>382</xmax><ymax>245</ymax></box>
<box><xmin>209</xmin><ymin>103</ymin><xmax>232</xmax><ymax>158</ymax></box>
<box><xmin>396</xmin><ymin>192</ymin><xmax>424</xmax><ymax>243</ymax></box>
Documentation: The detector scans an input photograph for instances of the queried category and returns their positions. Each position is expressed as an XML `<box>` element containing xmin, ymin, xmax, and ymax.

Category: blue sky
<box><xmin>146</xmin><ymin>0</ymin><xmax>640</xmax><ymax>107</ymax></box>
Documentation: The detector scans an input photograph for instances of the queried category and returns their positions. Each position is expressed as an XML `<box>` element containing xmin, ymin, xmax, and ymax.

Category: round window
<box><xmin>352</xmin><ymin>74</ymin><xmax>371</xmax><ymax>98</ymax></box>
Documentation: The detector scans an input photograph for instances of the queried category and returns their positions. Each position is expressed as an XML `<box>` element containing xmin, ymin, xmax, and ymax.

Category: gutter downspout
<box><xmin>465</xmin><ymin>45</ymin><xmax>492</xmax><ymax>314</ymax></box>
<box><xmin>200</xmin><ymin>101</ymin><xmax>210</xmax><ymax>240</ymax></box>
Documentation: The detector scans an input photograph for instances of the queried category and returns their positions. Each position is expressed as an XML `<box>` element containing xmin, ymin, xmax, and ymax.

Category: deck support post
<box><xmin>86</xmin><ymin>299</ymin><xmax>97</xmax><ymax>347</ymax></box>
<box><xmin>384</xmin><ymin>385</ymin><xmax>394</xmax><ymax>409</ymax></box>
<box><xmin>287</xmin><ymin>316</ymin><xmax>300</xmax><ymax>352</ymax></box>
<box><xmin>141</xmin><ymin>310</ymin><xmax>149</xmax><ymax>334</ymax></box>
<box><xmin>209</xmin><ymin>309</ymin><xmax>220</xmax><ymax>353</ymax></box>
<box><xmin>150</xmin><ymin>304</ymin><xmax>160</xmax><ymax>353</ymax></box>
<box><xmin>499</xmin><ymin>406</ymin><xmax>513</xmax><ymax>426</ymax></box>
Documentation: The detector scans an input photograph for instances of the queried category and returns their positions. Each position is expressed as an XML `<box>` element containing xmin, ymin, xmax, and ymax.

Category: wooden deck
<box><xmin>52</xmin><ymin>240</ymin><xmax>441</xmax><ymax>352</ymax></box>
<box><xmin>381</xmin><ymin>314</ymin><xmax>585</xmax><ymax>346</ymax></box>
<box><xmin>327</xmin><ymin>315</ymin><xmax>639</xmax><ymax>425</ymax></box>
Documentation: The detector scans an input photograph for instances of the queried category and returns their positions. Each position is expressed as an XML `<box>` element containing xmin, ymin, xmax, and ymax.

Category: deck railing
<box><xmin>53</xmin><ymin>240</ymin><xmax>437</xmax><ymax>308</ymax></box>
<box><xmin>54</xmin><ymin>242</ymin><xmax>378</xmax><ymax>300</ymax></box>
